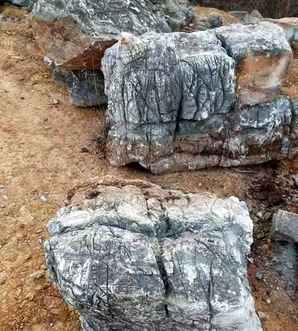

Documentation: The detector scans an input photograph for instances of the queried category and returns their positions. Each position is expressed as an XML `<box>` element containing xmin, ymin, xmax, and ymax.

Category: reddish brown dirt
<box><xmin>0</xmin><ymin>6</ymin><xmax>298</xmax><ymax>331</ymax></box>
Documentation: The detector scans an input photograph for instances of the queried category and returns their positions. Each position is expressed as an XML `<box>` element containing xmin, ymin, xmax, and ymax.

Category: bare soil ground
<box><xmin>0</xmin><ymin>6</ymin><xmax>297</xmax><ymax>331</ymax></box>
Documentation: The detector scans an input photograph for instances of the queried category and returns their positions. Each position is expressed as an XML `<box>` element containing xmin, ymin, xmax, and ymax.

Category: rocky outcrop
<box><xmin>45</xmin><ymin>179</ymin><xmax>262</xmax><ymax>331</ymax></box>
<box><xmin>271</xmin><ymin>210</ymin><xmax>298</xmax><ymax>298</ymax></box>
<box><xmin>30</xmin><ymin>0</ymin><xmax>192</xmax><ymax>107</ymax></box>
<box><xmin>272</xmin><ymin>210</ymin><xmax>298</xmax><ymax>243</ymax></box>
<box><xmin>102</xmin><ymin>23</ymin><xmax>297</xmax><ymax>173</ymax></box>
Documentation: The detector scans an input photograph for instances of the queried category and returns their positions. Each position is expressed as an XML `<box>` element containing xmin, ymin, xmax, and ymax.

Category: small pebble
<box><xmin>258</xmin><ymin>311</ymin><xmax>267</xmax><ymax>321</ymax></box>
<box><xmin>256</xmin><ymin>271</ymin><xmax>264</xmax><ymax>280</ymax></box>
<box><xmin>0</xmin><ymin>272</ymin><xmax>7</xmax><ymax>285</ymax></box>
<box><xmin>40</xmin><ymin>194</ymin><xmax>48</xmax><ymax>203</ymax></box>
<box><xmin>30</xmin><ymin>270</ymin><xmax>45</xmax><ymax>280</ymax></box>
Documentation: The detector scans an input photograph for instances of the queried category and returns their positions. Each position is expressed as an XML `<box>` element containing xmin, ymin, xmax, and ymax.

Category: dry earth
<box><xmin>0</xmin><ymin>6</ymin><xmax>297</xmax><ymax>331</ymax></box>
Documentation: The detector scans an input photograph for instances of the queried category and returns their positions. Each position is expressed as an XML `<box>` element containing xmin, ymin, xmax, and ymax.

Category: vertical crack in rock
<box><xmin>103</xmin><ymin>23</ymin><xmax>297</xmax><ymax>173</ymax></box>
<box><xmin>44</xmin><ymin>181</ymin><xmax>262</xmax><ymax>330</ymax></box>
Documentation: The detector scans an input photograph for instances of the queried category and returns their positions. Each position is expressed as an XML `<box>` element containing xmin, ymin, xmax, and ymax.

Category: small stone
<box><xmin>258</xmin><ymin>311</ymin><xmax>267</xmax><ymax>321</ymax></box>
<box><xmin>50</xmin><ymin>98</ymin><xmax>59</xmax><ymax>105</ymax></box>
<box><xmin>80</xmin><ymin>146</ymin><xmax>89</xmax><ymax>153</ymax></box>
<box><xmin>292</xmin><ymin>174</ymin><xmax>298</xmax><ymax>187</ymax></box>
<box><xmin>266</xmin><ymin>298</ymin><xmax>271</xmax><ymax>304</ymax></box>
<box><xmin>256</xmin><ymin>272</ymin><xmax>264</xmax><ymax>281</ymax></box>
<box><xmin>30</xmin><ymin>270</ymin><xmax>45</xmax><ymax>280</ymax></box>
<box><xmin>40</xmin><ymin>194</ymin><xmax>48</xmax><ymax>203</ymax></box>
<box><xmin>0</xmin><ymin>272</ymin><xmax>7</xmax><ymax>285</ymax></box>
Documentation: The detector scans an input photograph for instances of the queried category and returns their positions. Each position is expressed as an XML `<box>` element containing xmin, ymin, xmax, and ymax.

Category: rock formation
<box><xmin>271</xmin><ymin>210</ymin><xmax>298</xmax><ymax>298</ymax></box>
<box><xmin>102</xmin><ymin>23</ymin><xmax>297</xmax><ymax>173</ymax></box>
<box><xmin>45</xmin><ymin>179</ymin><xmax>262</xmax><ymax>331</ymax></box>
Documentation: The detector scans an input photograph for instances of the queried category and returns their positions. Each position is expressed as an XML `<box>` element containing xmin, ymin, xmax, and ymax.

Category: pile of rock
<box><xmin>45</xmin><ymin>179</ymin><xmax>262</xmax><ymax>331</ymax></box>
<box><xmin>12</xmin><ymin>0</ymin><xmax>298</xmax><ymax>173</ymax></box>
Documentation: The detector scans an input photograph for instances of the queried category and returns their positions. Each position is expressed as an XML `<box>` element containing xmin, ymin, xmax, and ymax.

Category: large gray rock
<box><xmin>45</xmin><ymin>179</ymin><xmax>262</xmax><ymax>331</ymax></box>
<box><xmin>102</xmin><ymin>27</ymin><xmax>296</xmax><ymax>173</ymax></box>
<box><xmin>32</xmin><ymin>0</ymin><xmax>192</xmax><ymax>36</ymax></box>
<box><xmin>6</xmin><ymin>0</ymin><xmax>36</xmax><ymax>8</ymax></box>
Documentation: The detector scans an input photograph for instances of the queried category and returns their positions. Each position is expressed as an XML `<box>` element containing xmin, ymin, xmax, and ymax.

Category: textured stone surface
<box><xmin>45</xmin><ymin>179</ymin><xmax>261</xmax><ymax>331</ymax></box>
<box><xmin>32</xmin><ymin>0</ymin><xmax>192</xmax><ymax>36</ymax></box>
<box><xmin>272</xmin><ymin>209</ymin><xmax>298</xmax><ymax>243</ymax></box>
<box><xmin>102</xmin><ymin>28</ymin><xmax>296</xmax><ymax>173</ymax></box>
<box><xmin>6</xmin><ymin>0</ymin><xmax>35</xmax><ymax>8</ymax></box>
<box><xmin>53</xmin><ymin>68</ymin><xmax>107</xmax><ymax>107</ymax></box>
<box><xmin>216</xmin><ymin>22</ymin><xmax>293</xmax><ymax>106</ymax></box>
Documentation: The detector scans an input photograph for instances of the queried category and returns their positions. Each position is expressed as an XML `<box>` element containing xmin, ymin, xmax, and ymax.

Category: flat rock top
<box><xmin>216</xmin><ymin>22</ymin><xmax>292</xmax><ymax>60</ymax></box>
<box><xmin>49</xmin><ymin>178</ymin><xmax>253</xmax><ymax>250</ymax></box>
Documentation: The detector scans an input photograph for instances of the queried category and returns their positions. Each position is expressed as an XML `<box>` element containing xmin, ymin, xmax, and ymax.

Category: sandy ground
<box><xmin>0</xmin><ymin>6</ymin><xmax>297</xmax><ymax>331</ymax></box>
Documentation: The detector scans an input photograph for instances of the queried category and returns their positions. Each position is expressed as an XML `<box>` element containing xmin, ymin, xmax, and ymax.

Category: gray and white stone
<box><xmin>53</xmin><ymin>68</ymin><xmax>107</xmax><ymax>107</ymax></box>
<box><xmin>102</xmin><ymin>31</ymin><xmax>236</xmax><ymax>172</ymax></box>
<box><xmin>102</xmin><ymin>28</ymin><xmax>296</xmax><ymax>173</ymax></box>
<box><xmin>272</xmin><ymin>209</ymin><xmax>298</xmax><ymax>243</ymax></box>
<box><xmin>215</xmin><ymin>22</ymin><xmax>292</xmax><ymax>61</ymax></box>
<box><xmin>45</xmin><ymin>180</ymin><xmax>262</xmax><ymax>331</ymax></box>
<box><xmin>32</xmin><ymin>0</ymin><xmax>192</xmax><ymax>37</ymax></box>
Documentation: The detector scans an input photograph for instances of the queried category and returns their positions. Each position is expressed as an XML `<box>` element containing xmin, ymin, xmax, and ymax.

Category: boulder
<box><xmin>215</xmin><ymin>22</ymin><xmax>293</xmax><ymax>106</ymax></box>
<box><xmin>102</xmin><ymin>31</ymin><xmax>236</xmax><ymax>172</ymax></box>
<box><xmin>263</xmin><ymin>17</ymin><xmax>298</xmax><ymax>56</ymax></box>
<box><xmin>33</xmin><ymin>17</ymin><xmax>113</xmax><ymax>107</ymax></box>
<box><xmin>271</xmin><ymin>210</ymin><xmax>298</xmax><ymax>298</ymax></box>
<box><xmin>32</xmin><ymin>0</ymin><xmax>192</xmax><ymax>36</ymax></box>
<box><xmin>272</xmin><ymin>210</ymin><xmax>298</xmax><ymax>243</ymax></box>
<box><xmin>45</xmin><ymin>179</ymin><xmax>262</xmax><ymax>331</ymax></box>
<box><xmin>31</xmin><ymin>0</ymin><xmax>192</xmax><ymax>107</ymax></box>
<box><xmin>53</xmin><ymin>68</ymin><xmax>107</xmax><ymax>107</ymax></box>
<box><xmin>102</xmin><ymin>27</ymin><xmax>297</xmax><ymax>173</ymax></box>
<box><xmin>6</xmin><ymin>0</ymin><xmax>35</xmax><ymax>8</ymax></box>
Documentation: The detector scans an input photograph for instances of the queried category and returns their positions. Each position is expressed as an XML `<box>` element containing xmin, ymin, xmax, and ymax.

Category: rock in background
<box><xmin>102</xmin><ymin>23</ymin><xmax>297</xmax><ymax>173</ymax></box>
<box><xmin>30</xmin><ymin>0</ymin><xmax>193</xmax><ymax>107</ymax></box>
<box><xmin>45</xmin><ymin>179</ymin><xmax>262</xmax><ymax>331</ymax></box>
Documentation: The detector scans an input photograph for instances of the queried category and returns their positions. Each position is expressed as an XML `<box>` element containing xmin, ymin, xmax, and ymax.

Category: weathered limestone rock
<box><xmin>271</xmin><ymin>210</ymin><xmax>298</xmax><ymax>298</ymax></box>
<box><xmin>45</xmin><ymin>179</ymin><xmax>262</xmax><ymax>331</ymax></box>
<box><xmin>102</xmin><ymin>31</ymin><xmax>236</xmax><ymax>172</ymax></box>
<box><xmin>216</xmin><ymin>22</ymin><xmax>293</xmax><ymax>106</ymax></box>
<box><xmin>289</xmin><ymin>99</ymin><xmax>298</xmax><ymax>158</ymax></box>
<box><xmin>102</xmin><ymin>26</ymin><xmax>296</xmax><ymax>173</ymax></box>
<box><xmin>31</xmin><ymin>0</ymin><xmax>192</xmax><ymax>107</ymax></box>
<box><xmin>272</xmin><ymin>210</ymin><xmax>298</xmax><ymax>243</ymax></box>
<box><xmin>32</xmin><ymin>17</ymin><xmax>113</xmax><ymax>106</ymax></box>
<box><xmin>6</xmin><ymin>0</ymin><xmax>35</xmax><ymax>8</ymax></box>
<box><xmin>32</xmin><ymin>0</ymin><xmax>192</xmax><ymax>36</ymax></box>
<box><xmin>53</xmin><ymin>68</ymin><xmax>107</xmax><ymax>107</ymax></box>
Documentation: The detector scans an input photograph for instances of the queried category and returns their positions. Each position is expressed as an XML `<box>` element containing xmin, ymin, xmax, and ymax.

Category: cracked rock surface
<box><xmin>102</xmin><ymin>24</ymin><xmax>298</xmax><ymax>173</ymax></box>
<box><xmin>45</xmin><ymin>179</ymin><xmax>261</xmax><ymax>331</ymax></box>
<box><xmin>32</xmin><ymin>0</ymin><xmax>192</xmax><ymax>36</ymax></box>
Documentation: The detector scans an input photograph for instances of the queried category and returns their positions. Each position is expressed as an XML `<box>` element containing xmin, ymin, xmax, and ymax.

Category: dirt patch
<box><xmin>0</xmin><ymin>7</ymin><xmax>298</xmax><ymax>331</ymax></box>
